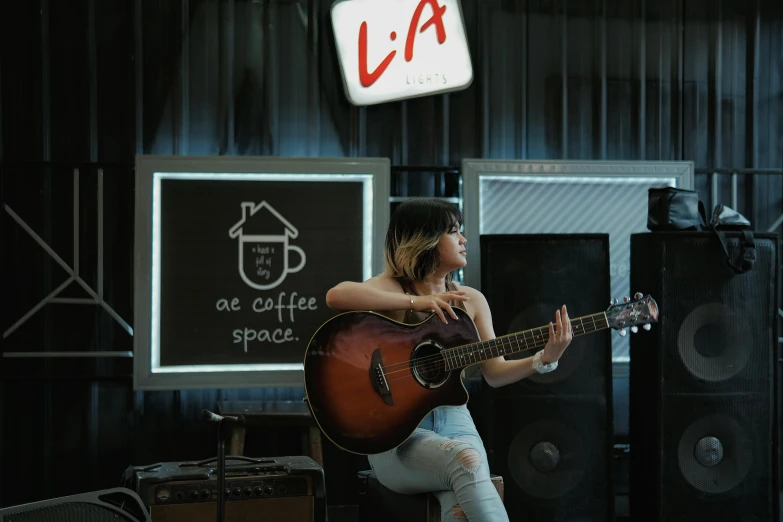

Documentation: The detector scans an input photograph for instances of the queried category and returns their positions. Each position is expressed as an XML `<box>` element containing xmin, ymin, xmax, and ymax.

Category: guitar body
<box><xmin>303</xmin><ymin>307</ymin><xmax>480</xmax><ymax>455</ymax></box>
<box><xmin>303</xmin><ymin>294</ymin><xmax>660</xmax><ymax>455</ymax></box>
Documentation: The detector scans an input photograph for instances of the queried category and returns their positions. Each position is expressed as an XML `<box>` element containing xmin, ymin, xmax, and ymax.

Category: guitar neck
<box><xmin>443</xmin><ymin>312</ymin><xmax>609</xmax><ymax>371</ymax></box>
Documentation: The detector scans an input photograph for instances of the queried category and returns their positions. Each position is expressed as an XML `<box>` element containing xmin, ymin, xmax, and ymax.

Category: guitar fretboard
<box><xmin>442</xmin><ymin>312</ymin><xmax>609</xmax><ymax>371</ymax></box>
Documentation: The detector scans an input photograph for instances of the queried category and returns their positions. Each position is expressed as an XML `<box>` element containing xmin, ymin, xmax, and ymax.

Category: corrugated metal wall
<box><xmin>2</xmin><ymin>0</ymin><xmax>782</xmax><ymax>511</ymax></box>
<box><xmin>3</xmin><ymin>0</ymin><xmax>783</xmax><ymax>168</ymax></box>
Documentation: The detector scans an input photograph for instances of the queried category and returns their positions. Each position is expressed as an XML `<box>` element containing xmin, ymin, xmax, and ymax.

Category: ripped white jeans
<box><xmin>368</xmin><ymin>405</ymin><xmax>509</xmax><ymax>522</ymax></box>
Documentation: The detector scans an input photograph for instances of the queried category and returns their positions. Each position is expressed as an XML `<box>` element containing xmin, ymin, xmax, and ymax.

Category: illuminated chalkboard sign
<box><xmin>133</xmin><ymin>156</ymin><xmax>390</xmax><ymax>390</ymax></box>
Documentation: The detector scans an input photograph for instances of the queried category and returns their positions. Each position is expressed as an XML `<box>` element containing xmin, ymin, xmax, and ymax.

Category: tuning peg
<box><xmin>643</xmin><ymin>324</ymin><xmax>652</xmax><ymax>331</ymax></box>
<box><xmin>618</xmin><ymin>329</ymin><xmax>627</xmax><ymax>336</ymax></box>
<box><xmin>631</xmin><ymin>326</ymin><xmax>638</xmax><ymax>333</ymax></box>
<box><xmin>634</xmin><ymin>292</ymin><xmax>644</xmax><ymax>300</ymax></box>
<box><xmin>610</xmin><ymin>298</ymin><xmax>618</xmax><ymax>305</ymax></box>
<box><xmin>623</xmin><ymin>296</ymin><xmax>631</xmax><ymax>303</ymax></box>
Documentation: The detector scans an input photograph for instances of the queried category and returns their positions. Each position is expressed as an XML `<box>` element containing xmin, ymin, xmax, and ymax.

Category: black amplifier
<box><xmin>122</xmin><ymin>455</ymin><xmax>325</xmax><ymax>522</ymax></box>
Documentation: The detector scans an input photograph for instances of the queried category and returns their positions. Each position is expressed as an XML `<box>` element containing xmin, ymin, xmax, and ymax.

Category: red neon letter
<box><xmin>358</xmin><ymin>22</ymin><xmax>396</xmax><ymax>87</ymax></box>
<box><xmin>405</xmin><ymin>0</ymin><xmax>448</xmax><ymax>63</ymax></box>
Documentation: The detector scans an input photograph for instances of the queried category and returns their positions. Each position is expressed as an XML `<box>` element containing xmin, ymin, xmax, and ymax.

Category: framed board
<box><xmin>133</xmin><ymin>155</ymin><xmax>390</xmax><ymax>390</ymax></box>
<box><xmin>461</xmin><ymin>159</ymin><xmax>694</xmax><ymax>362</ymax></box>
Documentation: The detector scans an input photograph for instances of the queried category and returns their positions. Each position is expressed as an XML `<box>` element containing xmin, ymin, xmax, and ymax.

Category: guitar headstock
<box><xmin>606</xmin><ymin>293</ymin><xmax>659</xmax><ymax>336</ymax></box>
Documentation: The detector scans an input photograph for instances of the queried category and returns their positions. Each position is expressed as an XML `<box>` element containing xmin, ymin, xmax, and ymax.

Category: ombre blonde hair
<box><xmin>384</xmin><ymin>199</ymin><xmax>463</xmax><ymax>284</ymax></box>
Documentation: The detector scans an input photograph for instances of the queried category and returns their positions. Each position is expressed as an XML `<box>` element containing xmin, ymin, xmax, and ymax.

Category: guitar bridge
<box><xmin>370</xmin><ymin>348</ymin><xmax>395</xmax><ymax>406</ymax></box>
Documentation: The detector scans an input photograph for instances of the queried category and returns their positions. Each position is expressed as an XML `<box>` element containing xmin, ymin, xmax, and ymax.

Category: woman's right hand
<box><xmin>410</xmin><ymin>291</ymin><xmax>469</xmax><ymax>323</ymax></box>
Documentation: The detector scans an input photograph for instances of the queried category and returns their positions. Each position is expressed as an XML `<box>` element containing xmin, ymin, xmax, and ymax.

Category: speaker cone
<box><xmin>507</xmin><ymin>419</ymin><xmax>585</xmax><ymax>499</ymax></box>
<box><xmin>677</xmin><ymin>413</ymin><xmax>752</xmax><ymax>494</ymax></box>
<box><xmin>677</xmin><ymin>303</ymin><xmax>749</xmax><ymax>383</ymax></box>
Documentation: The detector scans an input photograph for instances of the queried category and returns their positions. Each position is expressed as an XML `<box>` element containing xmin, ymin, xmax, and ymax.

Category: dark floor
<box><xmin>327</xmin><ymin>505</ymin><xmax>358</xmax><ymax>522</ymax></box>
<box><xmin>326</xmin><ymin>496</ymin><xmax>629</xmax><ymax>522</ymax></box>
<box><xmin>325</xmin><ymin>493</ymin><xmax>783</xmax><ymax>522</ymax></box>
<box><xmin>326</xmin><ymin>503</ymin><xmax>628</xmax><ymax>522</ymax></box>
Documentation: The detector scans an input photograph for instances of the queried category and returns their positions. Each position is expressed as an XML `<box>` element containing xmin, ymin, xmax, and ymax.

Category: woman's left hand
<box><xmin>543</xmin><ymin>305</ymin><xmax>572</xmax><ymax>364</ymax></box>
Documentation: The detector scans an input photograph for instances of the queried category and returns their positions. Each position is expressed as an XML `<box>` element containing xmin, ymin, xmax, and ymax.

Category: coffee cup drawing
<box><xmin>229</xmin><ymin>201</ymin><xmax>307</xmax><ymax>290</ymax></box>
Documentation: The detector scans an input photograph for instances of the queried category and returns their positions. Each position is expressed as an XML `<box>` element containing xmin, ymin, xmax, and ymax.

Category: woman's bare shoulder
<box><xmin>451</xmin><ymin>282</ymin><xmax>485</xmax><ymax>300</ymax></box>
<box><xmin>364</xmin><ymin>273</ymin><xmax>404</xmax><ymax>292</ymax></box>
<box><xmin>450</xmin><ymin>282</ymin><xmax>490</xmax><ymax>321</ymax></box>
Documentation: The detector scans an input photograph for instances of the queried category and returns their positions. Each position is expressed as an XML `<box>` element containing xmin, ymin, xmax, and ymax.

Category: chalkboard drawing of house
<box><xmin>229</xmin><ymin>201</ymin><xmax>307</xmax><ymax>291</ymax></box>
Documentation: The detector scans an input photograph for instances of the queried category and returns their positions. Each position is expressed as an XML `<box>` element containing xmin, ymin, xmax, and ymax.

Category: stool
<box><xmin>357</xmin><ymin>470</ymin><xmax>504</xmax><ymax>522</ymax></box>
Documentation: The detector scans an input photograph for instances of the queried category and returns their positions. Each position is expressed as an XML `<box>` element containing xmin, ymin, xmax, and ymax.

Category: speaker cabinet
<box><xmin>0</xmin><ymin>488</ymin><xmax>150</xmax><ymax>522</ymax></box>
<box><xmin>629</xmin><ymin>231</ymin><xmax>780</xmax><ymax>522</ymax></box>
<box><xmin>122</xmin><ymin>456</ymin><xmax>325</xmax><ymax>522</ymax></box>
<box><xmin>480</xmin><ymin>234</ymin><xmax>614</xmax><ymax>522</ymax></box>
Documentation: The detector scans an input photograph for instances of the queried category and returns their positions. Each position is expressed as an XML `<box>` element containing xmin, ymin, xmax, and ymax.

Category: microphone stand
<box><xmin>202</xmin><ymin>409</ymin><xmax>246</xmax><ymax>522</ymax></box>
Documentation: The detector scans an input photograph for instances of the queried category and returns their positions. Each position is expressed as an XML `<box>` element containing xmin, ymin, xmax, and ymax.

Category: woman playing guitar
<box><xmin>324</xmin><ymin>198</ymin><xmax>574</xmax><ymax>522</ymax></box>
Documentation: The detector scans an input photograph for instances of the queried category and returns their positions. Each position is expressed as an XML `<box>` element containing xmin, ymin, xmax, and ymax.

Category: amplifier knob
<box><xmin>243</xmin><ymin>486</ymin><xmax>253</xmax><ymax>496</ymax></box>
<box><xmin>189</xmin><ymin>490</ymin><xmax>199</xmax><ymax>500</ymax></box>
<box><xmin>232</xmin><ymin>487</ymin><xmax>242</xmax><ymax>497</ymax></box>
<box><xmin>253</xmin><ymin>486</ymin><xmax>263</xmax><ymax>496</ymax></box>
<box><xmin>224</xmin><ymin>488</ymin><xmax>231</xmax><ymax>497</ymax></box>
<box><xmin>200</xmin><ymin>489</ymin><xmax>211</xmax><ymax>500</ymax></box>
<box><xmin>263</xmin><ymin>485</ymin><xmax>274</xmax><ymax>495</ymax></box>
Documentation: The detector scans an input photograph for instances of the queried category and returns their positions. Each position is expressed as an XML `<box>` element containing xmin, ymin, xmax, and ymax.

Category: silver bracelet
<box><xmin>532</xmin><ymin>349</ymin><xmax>558</xmax><ymax>374</ymax></box>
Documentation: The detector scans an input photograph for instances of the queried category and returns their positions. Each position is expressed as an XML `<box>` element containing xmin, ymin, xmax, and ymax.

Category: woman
<box><xmin>325</xmin><ymin>199</ymin><xmax>573</xmax><ymax>522</ymax></box>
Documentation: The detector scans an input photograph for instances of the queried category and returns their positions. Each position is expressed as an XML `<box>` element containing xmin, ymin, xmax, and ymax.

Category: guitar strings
<box><xmin>381</xmin><ymin>330</ymin><xmax>594</xmax><ymax>384</ymax></box>
<box><xmin>382</xmin><ymin>323</ymin><xmax>601</xmax><ymax>384</ymax></box>
<box><xmin>379</xmin><ymin>314</ymin><xmax>605</xmax><ymax>382</ymax></box>
<box><xmin>382</xmin><ymin>314</ymin><xmax>604</xmax><ymax>375</ymax></box>
<box><xmin>379</xmin><ymin>313</ymin><xmax>602</xmax><ymax>374</ymax></box>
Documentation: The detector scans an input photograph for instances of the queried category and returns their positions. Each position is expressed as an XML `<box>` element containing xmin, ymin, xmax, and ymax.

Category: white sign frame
<box><xmin>133</xmin><ymin>155</ymin><xmax>390</xmax><ymax>390</ymax></box>
<box><xmin>462</xmin><ymin>159</ymin><xmax>694</xmax><ymax>363</ymax></box>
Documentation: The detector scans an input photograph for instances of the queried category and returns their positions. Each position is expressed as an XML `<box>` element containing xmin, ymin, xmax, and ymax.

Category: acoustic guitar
<box><xmin>303</xmin><ymin>294</ymin><xmax>658</xmax><ymax>455</ymax></box>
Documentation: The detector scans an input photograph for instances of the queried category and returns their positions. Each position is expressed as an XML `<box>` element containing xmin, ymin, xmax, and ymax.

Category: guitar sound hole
<box><xmin>411</xmin><ymin>342</ymin><xmax>449</xmax><ymax>388</ymax></box>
